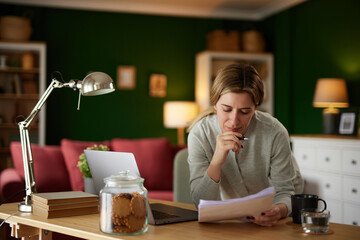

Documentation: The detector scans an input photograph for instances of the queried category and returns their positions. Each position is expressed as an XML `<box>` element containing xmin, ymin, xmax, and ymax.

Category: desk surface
<box><xmin>0</xmin><ymin>200</ymin><xmax>359</xmax><ymax>240</ymax></box>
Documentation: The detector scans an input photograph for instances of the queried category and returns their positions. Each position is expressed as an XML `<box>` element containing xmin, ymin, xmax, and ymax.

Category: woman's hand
<box><xmin>247</xmin><ymin>204</ymin><xmax>288</xmax><ymax>227</ymax></box>
<box><xmin>207</xmin><ymin>132</ymin><xmax>243</xmax><ymax>182</ymax></box>
<box><xmin>214</xmin><ymin>131</ymin><xmax>243</xmax><ymax>162</ymax></box>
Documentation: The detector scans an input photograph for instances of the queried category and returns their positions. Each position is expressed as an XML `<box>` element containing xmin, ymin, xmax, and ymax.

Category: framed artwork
<box><xmin>338</xmin><ymin>111</ymin><xmax>359</xmax><ymax>136</ymax></box>
<box><xmin>117</xmin><ymin>66</ymin><xmax>136</xmax><ymax>90</ymax></box>
<box><xmin>149</xmin><ymin>74</ymin><xmax>167</xmax><ymax>97</ymax></box>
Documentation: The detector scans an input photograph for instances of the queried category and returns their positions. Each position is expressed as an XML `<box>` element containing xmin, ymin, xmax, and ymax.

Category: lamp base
<box><xmin>322</xmin><ymin>110</ymin><xmax>339</xmax><ymax>134</ymax></box>
<box><xmin>177</xmin><ymin>127</ymin><xmax>185</xmax><ymax>146</ymax></box>
<box><xmin>18</xmin><ymin>201</ymin><xmax>32</xmax><ymax>212</ymax></box>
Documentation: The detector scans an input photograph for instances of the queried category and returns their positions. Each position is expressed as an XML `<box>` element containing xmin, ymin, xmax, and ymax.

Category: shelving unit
<box><xmin>0</xmin><ymin>42</ymin><xmax>46</xmax><ymax>171</ymax></box>
<box><xmin>195</xmin><ymin>51</ymin><xmax>273</xmax><ymax>115</ymax></box>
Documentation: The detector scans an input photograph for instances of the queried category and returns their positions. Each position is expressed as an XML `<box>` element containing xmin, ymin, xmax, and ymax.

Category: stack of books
<box><xmin>32</xmin><ymin>191</ymin><xmax>99</xmax><ymax>218</ymax></box>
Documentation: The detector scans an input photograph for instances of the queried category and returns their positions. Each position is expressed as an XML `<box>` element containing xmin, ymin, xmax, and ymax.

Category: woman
<box><xmin>187</xmin><ymin>63</ymin><xmax>303</xmax><ymax>226</ymax></box>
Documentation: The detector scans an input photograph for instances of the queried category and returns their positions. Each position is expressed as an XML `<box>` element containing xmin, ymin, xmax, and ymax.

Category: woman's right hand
<box><xmin>207</xmin><ymin>132</ymin><xmax>243</xmax><ymax>182</ymax></box>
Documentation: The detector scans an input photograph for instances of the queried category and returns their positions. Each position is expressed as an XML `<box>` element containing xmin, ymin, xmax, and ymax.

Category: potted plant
<box><xmin>78</xmin><ymin>144</ymin><xmax>109</xmax><ymax>194</ymax></box>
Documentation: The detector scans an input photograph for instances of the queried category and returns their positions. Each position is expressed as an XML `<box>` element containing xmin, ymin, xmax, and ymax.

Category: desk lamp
<box><xmin>313</xmin><ymin>78</ymin><xmax>349</xmax><ymax>134</ymax></box>
<box><xmin>164</xmin><ymin>101</ymin><xmax>198</xmax><ymax>146</ymax></box>
<box><xmin>18</xmin><ymin>71</ymin><xmax>115</xmax><ymax>212</ymax></box>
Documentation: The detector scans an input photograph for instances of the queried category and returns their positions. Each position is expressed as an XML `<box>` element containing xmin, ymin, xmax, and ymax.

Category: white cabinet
<box><xmin>291</xmin><ymin>135</ymin><xmax>360</xmax><ymax>225</ymax></box>
<box><xmin>195</xmin><ymin>51</ymin><xmax>273</xmax><ymax>115</ymax></box>
<box><xmin>0</xmin><ymin>42</ymin><xmax>46</xmax><ymax>170</ymax></box>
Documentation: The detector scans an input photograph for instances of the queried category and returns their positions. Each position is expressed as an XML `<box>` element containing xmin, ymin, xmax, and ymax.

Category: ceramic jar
<box><xmin>21</xmin><ymin>52</ymin><xmax>34</xmax><ymax>69</ymax></box>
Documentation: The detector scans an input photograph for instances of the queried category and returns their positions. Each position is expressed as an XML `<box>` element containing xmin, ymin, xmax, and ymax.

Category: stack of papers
<box><xmin>198</xmin><ymin>187</ymin><xmax>275</xmax><ymax>222</ymax></box>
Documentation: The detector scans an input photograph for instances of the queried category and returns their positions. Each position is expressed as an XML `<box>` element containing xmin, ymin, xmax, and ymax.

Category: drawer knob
<box><xmin>325</xmin><ymin>183</ymin><xmax>331</xmax><ymax>188</ymax></box>
<box><xmin>351</xmin><ymin>160</ymin><xmax>357</xmax><ymax>165</ymax></box>
<box><xmin>352</xmin><ymin>188</ymin><xmax>358</xmax><ymax>194</ymax></box>
<box><xmin>325</xmin><ymin>157</ymin><xmax>330</xmax><ymax>162</ymax></box>
<box><xmin>353</xmin><ymin>221</ymin><xmax>358</xmax><ymax>226</ymax></box>
<box><xmin>302</xmin><ymin>155</ymin><xmax>307</xmax><ymax>160</ymax></box>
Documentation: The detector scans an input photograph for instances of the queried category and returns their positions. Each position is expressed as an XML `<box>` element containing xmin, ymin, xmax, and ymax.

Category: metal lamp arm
<box><xmin>22</xmin><ymin>79</ymin><xmax>66</xmax><ymax>128</ymax></box>
<box><xmin>17</xmin><ymin>78</ymin><xmax>74</xmax><ymax>212</ymax></box>
<box><xmin>16</xmin><ymin>71</ymin><xmax>114</xmax><ymax>212</ymax></box>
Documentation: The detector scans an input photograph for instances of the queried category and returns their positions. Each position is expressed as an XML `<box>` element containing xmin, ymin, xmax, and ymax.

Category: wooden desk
<box><xmin>0</xmin><ymin>200</ymin><xmax>359</xmax><ymax>240</ymax></box>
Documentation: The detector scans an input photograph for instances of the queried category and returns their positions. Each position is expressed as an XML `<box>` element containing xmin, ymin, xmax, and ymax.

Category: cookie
<box><xmin>112</xmin><ymin>216</ymin><xmax>127</xmax><ymax>226</ymax></box>
<box><xmin>113</xmin><ymin>225</ymin><xmax>131</xmax><ymax>234</ymax></box>
<box><xmin>125</xmin><ymin>214</ymin><xmax>146</xmax><ymax>232</ymax></box>
<box><xmin>119</xmin><ymin>193</ymin><xmax>132</xmax><ymax>200</ymax></box>
<box><xmin>130</xmin><ymin>192</ymin><xmax>146</xmax><ymax>218</ymax></box>
<box><xmin>112</xmin><ymin>194</ymin><xmax>131</xmax><ymax>217</ymax></box>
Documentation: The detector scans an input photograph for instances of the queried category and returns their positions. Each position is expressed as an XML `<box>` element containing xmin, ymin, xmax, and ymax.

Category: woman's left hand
<box><xmin>247</xmin><ymin>204</ymin><xmax>288</xmax><ymax>227</ymax></box>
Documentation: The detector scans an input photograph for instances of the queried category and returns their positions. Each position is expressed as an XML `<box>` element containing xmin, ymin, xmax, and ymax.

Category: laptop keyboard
<box><xmin>152</xmin><ymin>210</ymin><xmax>179</xmax><ymax>219</ymax></box>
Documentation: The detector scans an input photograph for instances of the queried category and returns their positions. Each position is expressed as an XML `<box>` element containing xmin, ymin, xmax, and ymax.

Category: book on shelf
<box><xmin>32</xmin><ymin>204</ymin><xmax>99</xmax><ymax>219</ymax></box>
<box><xmin>13</xmin><ymin>73</ymin><xmax>22</xmax><ymax>94</ymax></box>
<box><xmin>31</xmin><ymin>191</ymin><xmax>98</xmax><ymax>205</ymax></box>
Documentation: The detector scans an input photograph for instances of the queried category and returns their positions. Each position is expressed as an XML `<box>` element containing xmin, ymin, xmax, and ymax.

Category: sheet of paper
<box><xmin>198</xmin><ymin>187</ymin><xmax>275</xmax><ymax>222</ymax></box>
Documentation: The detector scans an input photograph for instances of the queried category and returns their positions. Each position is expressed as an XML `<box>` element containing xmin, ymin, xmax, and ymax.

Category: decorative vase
<box><xmin>84</xmin><ymin>177</ymin><xmax>96</xmax><ymax>194</ymax></box>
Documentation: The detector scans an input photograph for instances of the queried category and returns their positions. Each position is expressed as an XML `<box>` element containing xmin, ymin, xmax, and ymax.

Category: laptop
<box><xmin>84</xmin><ymin>150</ymin><xmax>198</xmax><ymax>225</ymax></box>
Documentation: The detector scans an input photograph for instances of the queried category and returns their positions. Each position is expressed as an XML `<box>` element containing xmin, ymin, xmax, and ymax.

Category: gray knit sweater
<box><xmin>187</xmin><ymin>111</ymin><xmax>303</xmax><ymax>213</ymax></box>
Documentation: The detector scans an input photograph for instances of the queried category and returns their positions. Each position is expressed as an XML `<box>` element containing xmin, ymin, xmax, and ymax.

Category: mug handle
<box><xmin>318</xmin><ymin>198</ymin><xmax>327</xmax><ymax>212</ymax></box>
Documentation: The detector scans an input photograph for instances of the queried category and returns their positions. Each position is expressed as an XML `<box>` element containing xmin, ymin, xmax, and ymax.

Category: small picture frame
<box><xmin>117</xmin><ymin>66</ymin><xmax>136</xmax><ymax>90</ymax></box>
<box><xmin>149</xmin><ymin>74</ymin><xmax>167</xmax><ymax>98</ymax></box>
<box><xmin>338</xmin><ymin>111</ymin><xmax>359</xmax><ymax>136</ymax></box>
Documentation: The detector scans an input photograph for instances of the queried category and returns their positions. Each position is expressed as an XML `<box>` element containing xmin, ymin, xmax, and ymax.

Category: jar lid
<box><xmin>104</xmin><ymin>170</ymin><xmax>144</xmax><ymax>185</ymax></box>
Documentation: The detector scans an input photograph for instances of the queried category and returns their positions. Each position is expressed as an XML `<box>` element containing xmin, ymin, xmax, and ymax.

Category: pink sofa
<box><xmin>0</xmin><ymin>138</ymin><xmax>183</xmax><ymax>204</ymax></box>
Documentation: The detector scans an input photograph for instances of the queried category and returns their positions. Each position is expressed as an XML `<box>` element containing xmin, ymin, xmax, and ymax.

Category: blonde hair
<box><xmin>188</xmin><ymin>63</ymin><xmax>264</xmax><ymax>132</ymax></box>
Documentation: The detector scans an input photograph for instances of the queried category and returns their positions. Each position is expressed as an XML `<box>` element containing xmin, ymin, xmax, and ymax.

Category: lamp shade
<box><xmin>81</xmin><ymin>72</ymin><xmax>115</xmax><ymax>96</ymax></box>
<box><xmin>164</xmin><ymin>101</ymin><xmax>198</xmax><ymax>128</ymax></box>
<box><xmin>313</xmin><ymin>78</ymin><xmax>349</xmax><ymax>108</ymax></box>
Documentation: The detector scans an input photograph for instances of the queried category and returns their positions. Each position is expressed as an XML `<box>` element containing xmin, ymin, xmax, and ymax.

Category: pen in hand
<box><xmin>237</xmin><ymin>136</ymin><xmax>249</xmax><ymax>141</ymax></box>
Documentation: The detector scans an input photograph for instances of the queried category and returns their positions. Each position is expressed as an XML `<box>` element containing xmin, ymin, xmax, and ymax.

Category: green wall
<box><xmin>1</xmin><ymin>0</ymin><xmax>359</xmax><ymax>145</ymax></box>
<box><xmin>264</xmin><ymin>0</ymin><xmax>360</xmax><ymax>133</ymax></box>
<box><xmin>0</xmin><ymin>4</ymin><xmax>257</xmax><ymax>145</ymax></box>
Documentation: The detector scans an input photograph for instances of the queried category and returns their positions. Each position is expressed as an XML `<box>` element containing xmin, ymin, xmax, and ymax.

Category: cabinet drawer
<box><xmin>293</xmin><ymin>146</ymin><xmax>315</xmax><ymax>169</ymax></box>
<box><xmin>301</xmin><ymin>171</ymin><xmax>342</xmax><ymax>200</ymax></box>
<box><xmin>326</xmin><ymin>199</ymin><xmax>342</xmax><ymax>224</ymax></box>
<box><xmin>317</xmin><ymin>148</ymin><xmax>341</xmax><ymax>171</ymax></box>
<box><xmin>343</xmin><ymin>176</ymin><xmax>360</xmax><ymax>203</ymax></box>
<box><xmin>302</xmin><ymin>171</ymin><xmax>320</xmax><ymax>195</ymax></box>
<box><xmin>317</xmin><ymin>173</ymin><xmax>342</xmax><ymax>200</ymax></box>
<box><xmin>344</xmin><ymin>202</ymin><xmax>360</xmax><ymax>226</ymax></box>
<box><xmin>343</xmin><ymin>150</ymin><xmax>360</xmax><ymax>175</ymax></box>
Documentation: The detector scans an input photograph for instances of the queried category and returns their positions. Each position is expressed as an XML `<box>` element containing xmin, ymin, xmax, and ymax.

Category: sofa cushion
<box><xmin>61</xmin><ymin>139</ymin><xmax>110</xmax><ymax>191</ymax></box>
<box><xmin>10</xmin><ymin>142</ymin><xmax>71</xmax><ymax>193</ymax></box>
<box><xmin>0</xmin><ymin>168</ymin><xmax>25</xmax><ymax>201</ymax></box>
<box><xmin>110</xmin><ymin>138</ymin><xmax>173</xmax><ymax>191</ymax></box>
<box><xmin>148</xmin><ymin>191</ymin><xmax>173</xmax><ymax>202</ymax></box>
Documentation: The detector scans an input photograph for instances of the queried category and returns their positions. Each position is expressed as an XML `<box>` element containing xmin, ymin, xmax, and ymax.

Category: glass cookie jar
<box><xmin>100</xmin><ymin>171</ymin><xmax>148</xmax><ymax>235</ymax></box>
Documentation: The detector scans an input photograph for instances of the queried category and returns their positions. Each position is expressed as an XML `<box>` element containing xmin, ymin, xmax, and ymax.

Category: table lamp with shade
<box><xmin>313</xmin><ymin>78</ymin><xmax>349</xmax><ymax>134</ymax></box>
<box><xmin>17</xmin><ymin>71</ymin><xmax>115</xmax><ymax>212</ymax></box>
<box><xmin>164</xmin><ymin>101</ymin><xmax>198</xmax><ymax>146</ymax></box>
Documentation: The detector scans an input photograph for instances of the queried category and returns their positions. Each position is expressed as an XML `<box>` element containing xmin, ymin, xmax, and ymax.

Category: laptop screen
<box><xmin>84</xmin><ymin>150</ymin><xmax>140</xmax><ymax>194</ymax></box>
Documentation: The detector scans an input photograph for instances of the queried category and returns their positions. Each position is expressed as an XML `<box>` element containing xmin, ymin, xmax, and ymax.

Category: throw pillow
<box><xmin>10</xmin><ymin>142</ymin><xmax>71</xmax><ymax>192</ymax></box>
<box><xmin>110</xmin><ymin>138</ymin><xmax>173</xmax><ymax>191</ymax></box>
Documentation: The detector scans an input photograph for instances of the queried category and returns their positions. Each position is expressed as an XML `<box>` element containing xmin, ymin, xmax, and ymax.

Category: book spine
<box><xmin>13</xmin><ymin>73</ymin><xmax>22</xmax><ymax>94</ymax></box>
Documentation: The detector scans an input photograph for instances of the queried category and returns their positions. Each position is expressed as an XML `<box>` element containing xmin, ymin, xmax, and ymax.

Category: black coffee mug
<box><xmin>291</xmin><ymin>194</ymin><xmax>327</xmax><ymax>224</ymax></box>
